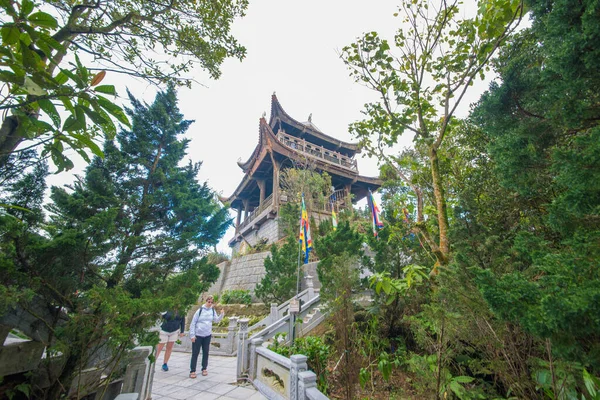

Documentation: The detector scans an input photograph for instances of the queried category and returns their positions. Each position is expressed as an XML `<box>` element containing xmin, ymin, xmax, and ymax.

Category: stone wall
<box><xmin>207</xmin><ymin>251</ymin><xmax>271</xmax><ymax>297</ymax></box>
<box><xmin>231</xmin><ymin>218</ymin><xmax>282</xmax><ymax>256</ymax></box>
<box><xmin>207</xmin><ymin>256</ymin><xmax>322</xmax><ymax>300</ymax></box>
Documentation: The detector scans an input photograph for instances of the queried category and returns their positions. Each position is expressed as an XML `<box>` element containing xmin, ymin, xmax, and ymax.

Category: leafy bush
<box><xmin>206</xmin><ymin>252</ymin><xmax>230</xmax><ymax>265</ymax></box>
<box><xmin>269</xmin><ymin>334</ymin><xmax>331</xmax><ymax>393</ymax></box>
<box><xmin>214</xmin><ymin>314</ymin><xmax>266</xmax><ymax>329</ymax></box>
<box><xmin>220</xmin><ymin>289</ymin><xmax>252</xmax><ymax>305</ymax></box>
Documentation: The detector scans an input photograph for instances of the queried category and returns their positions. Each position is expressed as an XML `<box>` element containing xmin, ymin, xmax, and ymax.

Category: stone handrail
<box><xmin>247</xmin><ymin>275</ymin><xmax>317</xmax><ymax>335</ymax></box>
<box><xmin>248</xmin><ymin>294</ymin><xmax>321</xmax><ymax>344</ymax></box>
<box><xmin>235</xmin><ymin>296</ymin><xmax>325</xmax><ymax>397</ymax></box>
<box><xmin>243</xmin><ymin>342</ymin><xmax>329</xmax><ymax>400</ymax></box>
<box><xmin>0</xmin><ymin>327</ymin><xmax>152</xmax><ymax>400</ymax></box>
<box><xmin>173</xmin><ymin>316</ymin><xmax>239</xmax><ymax>356</ymax></box>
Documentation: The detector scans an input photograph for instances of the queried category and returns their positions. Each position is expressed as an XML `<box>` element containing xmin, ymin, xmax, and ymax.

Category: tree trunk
<box><xmin>429</xmin><ymin>145</ymin><xmax>449</xmax><ymax>265</ymax></box>
<box><xmin>0</xmin><ymin>116</ymin><xmax>22</xmax><ymax>169</ymax></box>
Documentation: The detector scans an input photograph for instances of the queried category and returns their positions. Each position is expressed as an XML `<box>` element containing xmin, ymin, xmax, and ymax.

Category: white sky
<box><xmin>46</xmin><ymin>0</ymin><xmax>491</xmax><ymax>254</ymax></box>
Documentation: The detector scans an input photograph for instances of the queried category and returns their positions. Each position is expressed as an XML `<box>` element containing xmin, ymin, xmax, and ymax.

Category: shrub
<box><xmin>269</xmin><ymin>334</ymin><xmax>331</xmax><ymax>393</ymax></box>
<box><xmin>220</xmin><ymin>289</ymin><xmax>252</xmax><ymax>305</ymax></box>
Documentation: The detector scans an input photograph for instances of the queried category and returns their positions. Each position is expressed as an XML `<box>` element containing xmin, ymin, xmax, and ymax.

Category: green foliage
<box><xmin>279</xmin><ymin>167</ymin><xmax>333</xmax><ymax>214</ymax></box>
<box><xmin>220</xmin><ymin>289</ymin><xmax>252</xmax><ymax>305</ymax></box>
<box><xmin>314</xmin><ymin>221</ymin><xmax>365</xmax><ymax>288</ymax></box>
<box><xmin>269</xmin><ymin>334</ymin><xmax>331</xmax><ymax>393</ymax></box>
<box><xmin>0</xmin><ymin>87</ymin><xmax>229</xmax><ymax>397</ymax></box>
<box><xmin>0</xmin><ymin>0</ymin><xmax>129</xmax><ymax>171</ymax></box>
<box><xmin>255</xmin><ymin>235</ymin><xmax>299</xmax><ymax>304</ymax></box>
<box><xmin>0</xmin><ymin>0</ymin><xmax>247</xmax><ymax>171</ymax></box>
<box><xmin>341</xmin><ymin>0</ymin><xmax>524</xmax><ymax>268</ymax></box>
<box><xmin>326</xmin><ymin>0</ymin><xmax>600</xmax><ymax>397</ymax></box>
<box><xmin>205</xmin><ymin>251</ymin><xmax>230</xmax><ymax>265</ymax></box>
<box><xmin>356</xmin><ymin>317</ymin><xmax>403</xmax><ymax>393</ymax></box>
<box><xmin>468</xmin><ymin>0</ymin><xmax>600</xmax><ymax>378</ymax></box>
<box><xmin>370</xmin><ymin>264</ymin><xmax>429</xmax><ymax>299</ymax></box>
<box><xmin>214</xmin><ymin>314</ymin><xmax>265</xmax><ymax>330</ymax></box>
<box><xmin>314</xmin><ymin>223</ymin><xmax>365</xmax><ymax>399</ymax></box>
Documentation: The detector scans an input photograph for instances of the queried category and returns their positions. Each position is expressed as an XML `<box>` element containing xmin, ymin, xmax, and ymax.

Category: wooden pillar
<box><xmin>272</xmin><ymin>159</ymin><xmax>280</xmax><ymax>210</ymax></box>
<box><xmin>344</xmin><ymin>184</ymin><xmax>352</xmax><ymax>208</ymax></box>
<box><xmin>256</xmin><ymin>179</ymin><xmax>266</xmax><ymax>205</ymax></box>
<box><xmin>235</xmin><ymin>206</ymin><xmax>242</xmax><ymax>229</ymax></box>
<box><xmin>242</xmin><ymin>198</ymin><xmax>250</xmax><ymax>219</ymax></box>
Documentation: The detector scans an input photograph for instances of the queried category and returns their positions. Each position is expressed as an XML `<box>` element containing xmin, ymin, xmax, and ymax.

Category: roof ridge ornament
<box><xmin>308</xmin><ymin>113</ymin><xmax>312</xmax><ymax>123</ymax></box>
<box><xmin>262</xmin><ymin>111</ymin><xmax>266</xmax><ymax>119</ymax></box>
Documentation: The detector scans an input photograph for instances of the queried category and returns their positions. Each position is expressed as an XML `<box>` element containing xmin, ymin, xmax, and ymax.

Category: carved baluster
<box><xmin>236</xmin><ymin>318</ymin><xmax>250</xmax><ymax>380</ymax></box>
<box><xmin>290</xmin><ymin>354</ymin><xmax>308</xmax><ymax>400</ymax></box>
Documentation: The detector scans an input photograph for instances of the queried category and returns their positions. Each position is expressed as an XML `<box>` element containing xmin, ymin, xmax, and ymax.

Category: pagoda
<box><xmin>225</xmin><ymin>94</ymin><xmax>381</xmax><ymax>254</ymax></box>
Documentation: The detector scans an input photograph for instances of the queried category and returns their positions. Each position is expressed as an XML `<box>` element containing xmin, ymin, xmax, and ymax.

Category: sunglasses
<box><xmin>206</xmin><ymin>300</ymin><xmax>213</xmax><ymax>303</ymax></box>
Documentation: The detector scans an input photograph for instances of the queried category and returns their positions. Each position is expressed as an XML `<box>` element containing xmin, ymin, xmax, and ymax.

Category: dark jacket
<box><xmin>160</xmin><ymin>311</ymin><xmax>185</xmax><ymax>333</ymax></box>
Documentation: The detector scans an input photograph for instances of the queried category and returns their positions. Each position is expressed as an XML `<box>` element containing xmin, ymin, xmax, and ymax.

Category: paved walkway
<box><xmin>151</xmin><ymin>351</ymin><xmax>267</xmax><ymax>400</ymax></box>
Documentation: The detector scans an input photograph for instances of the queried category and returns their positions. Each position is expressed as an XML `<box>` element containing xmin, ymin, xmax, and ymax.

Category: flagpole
<box><xmin>296</xmin><ymin>239</ymin><xmax>302</xmax><ymax>297</ymax></box>
<box><xmin>292</xmin><ymin>197</ymin><xmax>304</xmax><ymax>343</ymax></box>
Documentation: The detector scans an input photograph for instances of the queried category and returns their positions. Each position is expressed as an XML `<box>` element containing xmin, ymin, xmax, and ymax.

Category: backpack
<box><xmin>197</xmin><ymin>307</ymin><xmax>216</xmax><ymax>319</ymax></box>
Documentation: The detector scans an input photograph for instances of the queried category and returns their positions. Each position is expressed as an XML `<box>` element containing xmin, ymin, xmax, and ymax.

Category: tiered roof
<box><xmin>224</xmin><ymin>94</ymin><xmax>381</xmax><ymax>210</ymax></box>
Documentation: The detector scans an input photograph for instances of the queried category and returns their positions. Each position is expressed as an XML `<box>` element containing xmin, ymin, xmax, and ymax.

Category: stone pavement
<box><xmin>151</xmin><ymin>351</ymin><xmax>267</xmax><ymax>400</ymax></box>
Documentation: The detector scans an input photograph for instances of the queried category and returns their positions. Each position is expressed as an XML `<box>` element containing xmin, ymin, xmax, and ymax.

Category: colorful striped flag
<box><xmin>299</xmin><ymin>195</ymin><xmax>313</xmax><ymax>263</ymax></box>
<box><xmin>331</xmin><ymin>207</ymin><xmax>338</xmax><ymax>231</ymax></box>
<box><xmin>368</xmin><ymin>189</ymin><xmax>384</xmax><ymax>237</ymax></box>
<box><xmin>330</xmin><ymin>190</ymin><xmax>338</xmax><ymax>231</ymax></box>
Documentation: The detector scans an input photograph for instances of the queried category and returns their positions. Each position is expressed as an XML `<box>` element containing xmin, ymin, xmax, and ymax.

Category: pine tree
<box><xmin>0</xmin><ymin>86</ymin><xmax>230</xmax><ymax>398</ymax></box>
<box><xmin>255</xmin><ymin>235</ymin><xmax>299</xmax><ymax>304</ymax></box>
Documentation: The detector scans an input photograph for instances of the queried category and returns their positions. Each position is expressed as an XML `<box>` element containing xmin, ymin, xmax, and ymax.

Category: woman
<box><xmin>189</xmin><ymin>295</ymin><xmax>224</xmax><ymax>378</ymax></box>
<box><xmin>156</xmin><ymin>310</ymin><xmax>185</xmax><ymax>372</ymax></box>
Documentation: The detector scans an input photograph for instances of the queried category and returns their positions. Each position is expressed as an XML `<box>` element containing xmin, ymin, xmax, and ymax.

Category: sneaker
<box><xmin>162</xmin><ymin>363</ymin><xmax>168</xmax><ymax>371</ymax></box>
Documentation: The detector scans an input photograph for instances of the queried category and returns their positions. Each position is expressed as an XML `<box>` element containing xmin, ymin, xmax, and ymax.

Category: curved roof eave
<box><xmin>268</xmin><ymin>93</ymin><xmax>360</xmax><ymax>154</ymax></box>
<box><xmin>224</xmin><ymin>118</ymin><xmax>277</xmax><ymax>204</ymax></box>
<box><xmin>236</xmin><ymin>122</ymin><xmax>264</xmax><ymax>172</ymax></box>
<box><xmin>224</xmin><ymin>118</ymin><xmax>381</xmax><ymax>204</ymax></box>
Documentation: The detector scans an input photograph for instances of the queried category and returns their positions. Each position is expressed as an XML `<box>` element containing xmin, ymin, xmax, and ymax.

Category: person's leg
<box><xmin>200</xmin><ymin>335</ymin><xmax>212</xmax><ymax>372</ymax></box>
<box><xmin>164</xmin><ymin>341</ymin><xmax>175</xmax><ymax>364</ymax></box>
<box><xmin>190</xmin><ymin>336</ymin><xmax>202</xmax><ymax>373</ymax></box>
<box><xmin>156</xmin><ymin>342</ymin><xmax>165</xmax><ymax>361</ymax></box>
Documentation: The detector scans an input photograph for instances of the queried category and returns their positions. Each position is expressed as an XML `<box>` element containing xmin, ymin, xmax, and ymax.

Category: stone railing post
<box><xmin>270</xmin><ymin>303</ymin><xmax>278</xmax><ymax>323</ymax></box>
<box><xmin>248</xmin><ymin>337</ymin><xmax>263</xmax><ymax>380</ymax></box>
<box><xmin>289</xmin><ymin>354</ymin><xmax>308</xmax><ymax>400</ymax></box>
<box><xmin>227</xmin><ymin>317</ymin><xmax>239</xmax><ymax>355</ymax></box>
<box><xmin>121</xmin><ymin>346</ymin><xmax>153</xmax><ymax>400</ymax></box>
<box><xmin>298</xmin><ymin>371</ymin><xmax>318</xmax><ymax>400</ymax></box>
<box><xmin>236</xmin><ymin>318</ymin><xmax>250</xmax><ymax>380</ymax></box>
<box><xmin>288</xmin><ymin>314</ymin><xmax>295</xmax><ymax>344</ymax></box>
<box><xmin>306</xmin><ymin>275</ymin><xmax>315</xmax><ymax>300</ymax></box>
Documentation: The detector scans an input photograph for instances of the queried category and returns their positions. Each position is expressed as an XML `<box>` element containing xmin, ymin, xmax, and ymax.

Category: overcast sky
<box><xmin>46</xmin><ymin>0</ymin><xmax>490</xmax><ymax>254</ymax></box>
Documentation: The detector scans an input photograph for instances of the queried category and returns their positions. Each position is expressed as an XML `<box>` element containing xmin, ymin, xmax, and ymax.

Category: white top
<box><xmin>189</xmin><ymin>305</ymin><xmax>224</xmax><ymax>338</ymax></box>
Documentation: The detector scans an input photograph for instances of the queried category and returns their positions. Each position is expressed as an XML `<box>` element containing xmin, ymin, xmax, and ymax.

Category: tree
<box><xmin>469</xmin><ymin>0</ymin><xmax>600</xmax><ymax>382</ymax></box>
<box><xmin>341</xmin><ymin>0</ymin><xmax>523</xmax><ymax>269</ymax></box>
<box><xmin>0</xmin><ymin>86</ymin><xmax>230</xmax><ymax>398</ymax></box>
<box><xmin>279</xmin><ymin>164</ymin><xmax>333</xmax><ymax>213</ymax></box>
<box><xmin>0</xmin><ymin>0</ymin><xmax>247</xmax><ymax>171</ymax></box>
<box><xmin>314</xmin><ymin>221</ymin><xmax>365</xmax><ymax>400</ymax></box>
<box><xmin>255</xmin><ymin>166</ymin><xmax>333</xmax><ymax>304</ymax></box>
<box><xmin>254</xmin><ymin>235</ymin><xmax>299</xmax><ymax>305</ymax></box>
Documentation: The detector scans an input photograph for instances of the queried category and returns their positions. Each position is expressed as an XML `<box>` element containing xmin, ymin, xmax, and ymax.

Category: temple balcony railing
<box><xmin>235</xmin><ymin>190</ymin><xmax>350</xmax><ymax>236</ymax></box>
<box><xmin>237</xmin><ymin>194</ymin><xmax>274</xmax><ymax>232</ymax></box>
<box><xmin>276</xmin><ymin>132</ymin><xmax>358</xmax><ymax>171</ymax></box>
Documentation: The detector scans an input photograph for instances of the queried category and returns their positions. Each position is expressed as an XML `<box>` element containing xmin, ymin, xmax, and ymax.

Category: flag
<box><xmin>299</xmin><ymin>195</ymin><xmax>313</xmax><ymax>263</ymax></box>
<box><xmin>330</xmin><ymin>190</ymin><xmax>338</xmax><ymax>231</ymax></box>
<box><xmin>402</xmin><ymin>207</ymin><xmax>410</xmax><ymax>223</ymax></box>
<box><xmin>368</xmin><ymin>189</ymin><xmax>384</xmax><ymax>237</ymax></box>
<box><xmin>331</xmin><ymin>207</ymin><xmax>338</xmax><ymax>231</ymax></box>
